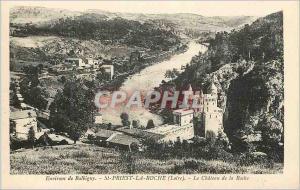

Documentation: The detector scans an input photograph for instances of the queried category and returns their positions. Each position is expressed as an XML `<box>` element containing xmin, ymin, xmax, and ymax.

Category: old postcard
<box><xmin>0</xmin><ymin>0</ymin><xmax>299</xmax><ymax>189</ymax></box>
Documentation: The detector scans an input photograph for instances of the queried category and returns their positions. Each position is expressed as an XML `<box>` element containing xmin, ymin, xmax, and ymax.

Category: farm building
<box><xmin>10</xmin><ymin>110</ymin><xmax>37</xmax><ymax>139</ymax></box>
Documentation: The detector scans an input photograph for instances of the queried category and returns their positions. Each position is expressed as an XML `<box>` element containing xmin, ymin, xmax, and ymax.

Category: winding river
<box><xmin>101</xmin><ymin>41</ymin><xmax>207</xmax><ymax>126</ymax></box>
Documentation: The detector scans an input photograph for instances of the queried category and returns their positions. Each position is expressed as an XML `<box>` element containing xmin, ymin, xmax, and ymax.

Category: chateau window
<box><xmin>210</xmin><ymin>114</ymin><xmax>211</xmax><ymax>118</ymax></box>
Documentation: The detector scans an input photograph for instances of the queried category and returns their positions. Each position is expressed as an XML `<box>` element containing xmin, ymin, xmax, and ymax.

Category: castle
<box><xmin>148</xmin><ymin>82</ymin><xmax>224</xmax><ymax>142</ymax></box>
<box><xmin>190</xmin><ymin>82</ymin><xmax>223</xmax><ymax>136</ymax></box>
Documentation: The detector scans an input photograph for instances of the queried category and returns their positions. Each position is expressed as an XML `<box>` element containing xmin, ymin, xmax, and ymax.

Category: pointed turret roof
<box><xmin>208</xmin><ymin>82</ymin><xmax>218</xmax><ymax>94</ymax></box>
<box><xmin>187</xmin><ymin>84</ymin><xmax>193</xmax><ymax>92</ymax></box>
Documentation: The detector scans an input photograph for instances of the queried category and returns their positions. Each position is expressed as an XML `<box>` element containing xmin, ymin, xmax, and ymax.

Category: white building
<box><xmin>147</xmin><ymin>124</ymin><xmax>194</xmax><ymax>142</ymax></box>
<box><xmin>100</xmin><ymin>65</ymin><xmax>114</xmax><ymax>80</ymax></box>
<box><xmin>10</xmin><ymin>110</ymin><xmax>37</xmax><ymax>139</ymax></box>
<box><xmin>87</xmin><ymin>58</ymin><xmax>101</xmax><ymax>67</ymax></box>
<box><xmin>146</xmin><ymin>109</ymin><xmax>195</xmax><ymax>142</ymax></box>
<box><xmin>65</xmin><ymin>58</ymin><xmax>85</xmax><ymax>67</ymax></box>
<box><xmin>94</xmin><ymin>112</ymin><xmax>103</xmax><ymax>124</ymax></box>
<box><xmin>173</xmin><ymin>109</ymin><xmax>194</xmax><ymax>126</ymax></box>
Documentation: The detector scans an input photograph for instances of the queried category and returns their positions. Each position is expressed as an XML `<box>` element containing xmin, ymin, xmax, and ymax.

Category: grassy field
<box><xmin>10</xmin><ymin>144</ymin><xmax>283</xmax><ymax>174</ymax></box>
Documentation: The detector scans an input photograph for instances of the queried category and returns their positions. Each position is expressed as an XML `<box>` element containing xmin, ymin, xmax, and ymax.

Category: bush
<box><xmin>10</xmin><ymin>137</ymin><xmax>31</xmax><ymax>150</ymax></box>
<box><xmin>237</xmin><ymin>152</ymin><xmax>274</xmax><ymax>167</ymax></box>
<box><xmin>72</xmin><ymin>150</ymin><xmax>91</xmax><ymax>158</ymax></box>
<box><xmin>58</xmin><ymin>139</ymin><xmax>69</xmax><ymax>145</ymax></box>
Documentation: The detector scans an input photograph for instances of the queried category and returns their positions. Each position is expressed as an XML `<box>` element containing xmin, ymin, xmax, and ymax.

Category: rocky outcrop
<box><xmin>225</xmin><ymin>59</ymin><xmax>284</xmax><ymax>154</ymax></box>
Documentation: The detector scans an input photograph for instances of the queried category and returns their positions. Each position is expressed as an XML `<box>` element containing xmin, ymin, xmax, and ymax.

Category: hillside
<box><xmin>83</xmin><ymin>10</ymin><xmax>256</xmax><ymax>34</ymax></box>
<box><xmin>11</xmin><ymin>15</ymin><xmax>180</xmax><ymax>50</ymax></box>
<box><xmin>10</xmin><ymin>144</ymin><xmax>283</xmax><ymax>174</ymax></box>
<box><xmin>171</xmin><ymin>11</ymin><xmax>283</xmax><ymax>159</ymax></box>
<box><xmin>10</xmin><ymin>6</ymin><xmax>256</xmax><ymax>37</ymax></box>
<box><xmin>10</xmin><ymin>6</ymin><xmax>83</xmax><ymax>25</ymax></box>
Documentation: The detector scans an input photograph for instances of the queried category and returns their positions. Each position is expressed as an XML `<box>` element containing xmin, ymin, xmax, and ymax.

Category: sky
<box><xmin>8</xmin><ymin>1</ymin><xmax>284</xmax><ymax>17</ymax></box>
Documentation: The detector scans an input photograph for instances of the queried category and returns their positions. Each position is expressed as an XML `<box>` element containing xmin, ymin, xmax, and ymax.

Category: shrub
<box><xmin>169</xmin><ymin>164</ymin><xmax>184</xmax><ymax>174</ymax></box>
<box><xmin>58</xmin><ymin>139</ymin><xmax>69</xmax><ymax>145</ymax></box>
<box><xmin>72</xmin><ymin>150</ymin><xmax>90</xmax><ymax>158</ymax></box>
<box><xmin>237</xmin><ymin>152</ymin><xmax>274</xmax><ymax>167</ymax></box>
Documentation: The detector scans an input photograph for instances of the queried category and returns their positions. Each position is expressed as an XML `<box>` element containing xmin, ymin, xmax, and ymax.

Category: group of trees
<box><xmin>119</xmin><ymin>112</ymin><xmax>155</xmax><ymax>129</ymax></box>
<box><xmin>165</xmin><ymin>68</ymin><xmax>180</xmax><ymax>80</ymax></box>
<box><xmin>19</xmin><ymin>65</ymin><xmax>49</xmax><ymax>110</ymax></box>
<box><xmin>49</xmin><ymin>79</ymin><xmax>96</xmax><ymax>143</ymax></box>
<box><xmin>207</xmin><ymin>12</ymin><xmax>283</xmax><ymax>71</ymax></box>
<box><xmin>11</xmin><ymin>14</ymin><xmax>181</xmax><ymax>51</ymax></box>
<box><xmin>96</xmin><ymin>68</ymin><xmax>111</xmax><ymax>83</ymax></box>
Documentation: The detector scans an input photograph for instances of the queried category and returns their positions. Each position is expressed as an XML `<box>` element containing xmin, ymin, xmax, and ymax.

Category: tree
<box><xmin>146</xmin><ymin>119</ymin><xmax>155</xmax><ymax>129</ymax></box>
<box><xmin>165</xmin><ymin>68</ymin><xmax>179</xmax><ymax>80</ymax></box>
<box><xmin>19</xmin><ymin>72</ymin><xmax>49</xmax><ymax>110</ymax></box>
<box><xmin>206</xmin><ymin>130</ymin><xmax>216</xmax><ymax>146</ymax></box>
<box><xmin>10</xmin><ymin>89</ymin><xmax>21</xmax><ymax>109</ymax></box>
<box><xmin>97</xmin><ymin>68</ymin><xmax>111</xmax><ymax>83</ymax></box>
<box><xmin>132</xmin><ymin>120</ymin><xmax>140</xmax><ymax>128</ymax></box>
<box><xmin>67</xmin><ymin>121</ymin><xmax>82</xmax><ymax>144</ymax></box>
<box><xmin>49</xmin><ymin>79</ymin><xmax>96</xmax><ymax>140</ymax></box>
<box><xmin>107</xmin><ymin>122</ymin><xmax>112</xmax><ymax>130</ymax></box>
<box><xmin>120</xmin><ymin>112</ymin><xmax>130</xmax><ymax>127</ymax></box>
<box><xmin>27</xmin><ymin>127</ymin><xmax>35</xmax><ymax>149</ymax></box>
<box><xmin>10</xmin><ymin>121</ymin><xmax>16</xmax><ymax>135</ymax></box>
<box><xmin>37</xmin><ymin>64</ymin><xmax>44</xmax><ymax>74</ymax></box>
<box><xmin>160</xmin><ymin>108</ymin><xmax>173</xmax><ymax>124</ymax></box>
<box><xmin>60</xmin><ymin>76</ymin><xmax>67</xmax><ymax>84</ymax></box>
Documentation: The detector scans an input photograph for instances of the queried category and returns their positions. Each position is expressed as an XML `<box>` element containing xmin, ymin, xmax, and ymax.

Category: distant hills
<box><xmin>10</xmin><ymin>6</ymin><xmax>257</xmax><ymax>36</ymax></box>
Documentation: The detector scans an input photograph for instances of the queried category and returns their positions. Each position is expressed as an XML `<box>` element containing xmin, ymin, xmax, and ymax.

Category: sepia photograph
<box><xmin>8</xmin><ymin>3</ymin><xmax>285</xmax><ymax>175</ymax></box>
<box><xmin>1</xmin><ymin>1</ymin><xmax>299</xmax><ymax>189</ymax></box>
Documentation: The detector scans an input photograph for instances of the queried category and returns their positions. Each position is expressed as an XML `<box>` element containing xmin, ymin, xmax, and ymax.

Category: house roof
<box><xmin>106</xmin><ymin>133</ymin><xmax>139</xmax><ymax>146</ymax></box>
<box><xmin>95</xmin><ymin>112</ymin><xmax>102</xmax><ymax>116</ymax></box>
<box><xmin>147</xmin><ymin>124</ymin><xmax>193</xmax><ymax>135</ymax></box>
<box><xmin>95</xmin><ymin>129</ymin><xmax>118</xmax><ymax>139</ymax></box>
<box><xmin>173</xmin><ymin>109</ymin><xmax>194</xmax><ymax>115</ymax></box>
<box><xmin>65</xmin><ymin>58</ymin><xmax>82</xmax><ymax>61</ymax></box>
<box><xmin>116</xmin><ymin>127</ymin><xmax>165</xmax><ymax>141</ymax></box>
<box><xmin>101</xmin><ymin>65</ymin><xmax>113</xmax><ymax>69</ymax></box>
<box><xmin>10</xmin><ymin>110</ymin><xmax>37</xmax><ymax>120</ymax></box>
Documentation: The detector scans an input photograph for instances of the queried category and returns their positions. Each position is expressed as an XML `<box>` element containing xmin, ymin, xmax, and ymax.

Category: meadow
<box><xmin>10</xmin><ymin>144</ymin><xmax>283</xmax><ymax>174</ymax></box>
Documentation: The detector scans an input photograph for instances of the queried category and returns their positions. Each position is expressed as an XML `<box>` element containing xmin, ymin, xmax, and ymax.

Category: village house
<box><xmin>147</xmin><ymin>123</ymin><xmax>194</xmax><ymax>142</ymax></box>
<box><xmin>86</xmin><ymin>58</ymin><xmax>101</xmax><ymax>67</ymax></box>
<box><xmin>90</xmin><ymin>128</ymin><xmax>139</xmax><ymax>151</ymax></box>
<box><xmin>95</xmin><ymin>129</ymin><xmax>121</xmax><ymax>142</ymax></box>
<box><xmin>100</xmin><ymin>65</ymin><xmax>114</xmax><ymax>80</ymax></box>
<box><xmin>173</xmin><ymin>109</ymin><xmax>194</xmax><ymax>126</ymax></box>
<box><xmin>116</xmin><ymin>127</ymin><xmax>165</xmax><ymax>142</ymax></box>
<box><xmin>65</xmin><ymin>58</ymin><xmax>85</xmax><ymax>68</ymax></box>
<box><xmin>106</xmin><ymin>133</ymin><xmax>140</xmax><ymax>151</ymax></box>
<box><xmin>146</xmin><ymin>108</ymin><xmax>195</xmax><ymax>142</ymax></box>
<box><xmin>10</xmin><ymin>110</ymin><xmax>38</xmax><ymax>139</ymax></box>
<box><xmin>51</xmin><ymin>64</ymin><xmax>74</xmax><ymax>72</ymax></box>
<box><xmin>94</xmin><ymin>112</ymin><xmax>103</xmax><ymax>124</ymax></box>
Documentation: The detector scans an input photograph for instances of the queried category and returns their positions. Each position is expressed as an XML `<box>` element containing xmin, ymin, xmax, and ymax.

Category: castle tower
<box><xmin>202</xmin><ymin>81</ymin><xmax>223</xmax><ymax>137</ymax></box>
<box><xmin>208</xmin><ymin>82</ymin><xmax>218</xmax><ymax>98</ymax></box>
<box><xmin>193</xmin><ymin>88</ymin><xmax>204</xmax><ymax>113</ymax></box>
<box><xmin>187</xmin><ymin>84</ymin><xmax>193</xmax><ymax>94</ymax></box>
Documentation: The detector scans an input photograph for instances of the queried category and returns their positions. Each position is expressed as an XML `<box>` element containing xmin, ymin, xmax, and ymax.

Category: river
<box><xmin>101</xmin><ymin>41</ymin><xmax>207</xmax><ymax>126</ymax></box>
